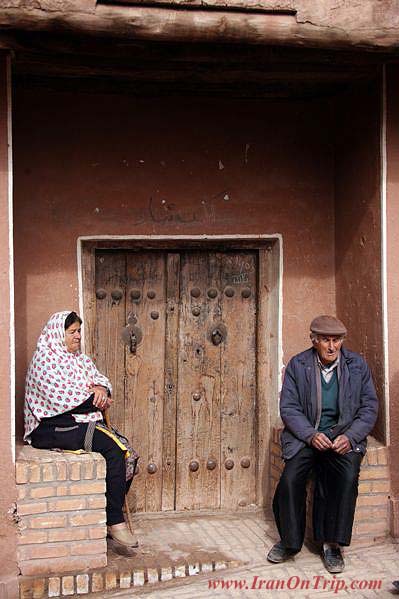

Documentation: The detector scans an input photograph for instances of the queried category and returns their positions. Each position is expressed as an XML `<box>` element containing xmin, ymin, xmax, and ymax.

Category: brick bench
<box><xmin>15</xmin><ymin>445</ymin><xmax>107</xmax><ymax>577</ymax></box>
<box><xmin>15</xmin><ymin>432</ymin><xmax>390</xmax><ymax>596</ymax></box>
<box><xmin>270</xmin><ymin>428</ymin><xmax>390</xmax><ymax>546</ymax></box>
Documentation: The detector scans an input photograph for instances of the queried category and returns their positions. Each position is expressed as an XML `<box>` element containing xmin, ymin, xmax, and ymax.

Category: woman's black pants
<box><xmin>30</xmin><ymin>422</ymin><xmax>131</xmax><ymax>526</ymax></box>
<box><xmin>91</xmin><ymin>428</ymin><xmax>133</xmax><ymax>526</ymax></box>
<box><xmin>272</xmin><ymin>446</ymin><xmax>362</xmax><ymax>550</ymax></box>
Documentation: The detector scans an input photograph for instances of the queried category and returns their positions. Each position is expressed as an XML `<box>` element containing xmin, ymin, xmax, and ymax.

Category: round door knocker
<box><xmin>240</xmin><ymin>457</ymin><xmax>251</xmax><ymax>468</ymax></box>
<box><xmin>190</xmin><ymin>287</ymin><xmax>201</xmax><ymax>298</ymax></box>
<box><xmin>121</xmin><ymin>324</ymin><xmax>143</xmax><ymax>354</ymax></box>
<box><xmin>225</xmin><ymin>459</ymin><xmax>234</xmax><ymax>470</ymax></box>
<box><xmin>207</xmin><ymin>459</ymin><xmax>217</xmax><ymax>471</ymax></box>
<box><xmin>207</xmin><ymin>288</ymin><xmax>218</xmax><ymax>299</ymax></box>
<box><xmin>189</xmin><ymin>460</ymin><xmax>200</xmax><ymax>472</ymax></box>
<box><xmin>207</xmin><ymin>323</ymin><xmax>227</xmax><ymax>346</ymax></box>
<box><xmin>224</xmin><ymin>286</ymin><xmax>235</xmax><ymax>298</ymax></box>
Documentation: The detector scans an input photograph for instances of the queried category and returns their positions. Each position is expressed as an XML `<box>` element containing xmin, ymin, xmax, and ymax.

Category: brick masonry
<box><xmin>18</xmin><ymin>509</ymin><xmax>399</xmax><ymax>599</ymax></box>
<box><xmin>270</xmin><ymin>428</ymin><xmax>390</xmax><ymax>545</ymax></box>
<box><xmin>16</xmin><ymin>445</ymin><xmax>107</xmax><ymax>577</ymax></box>
<box><xmin>16</xmin><ymin>448</ymin><xmax>238</xmax><ymax>598</ymax></box>
<box><xmin>19</xmin><ymin>562</ymin><xmax>234</xmax><ymax>598</ymax></box>
<box><xmin>16</xmin><ymin>430</ymin><xmax>390</xmax><ymax>598</ymax></box>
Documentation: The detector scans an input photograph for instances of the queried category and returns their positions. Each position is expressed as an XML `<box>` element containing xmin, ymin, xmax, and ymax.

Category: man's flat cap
<box><xmin>310</xmin><ymin>315</ymin><xmax>347</xmax><ymax>336</ymax></box>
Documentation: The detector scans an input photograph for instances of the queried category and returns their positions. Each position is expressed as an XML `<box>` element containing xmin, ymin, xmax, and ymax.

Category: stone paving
<box><xmin>97</xmin><ymin>511</ymin><xmax>399</xmax><ymax>599</ymax></box>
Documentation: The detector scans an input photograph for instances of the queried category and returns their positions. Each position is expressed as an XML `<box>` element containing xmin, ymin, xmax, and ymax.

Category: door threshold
<box><xmin>132</xmin><ymin>505</ymin><xmax>269</xmax><ymax>520</ymax></box>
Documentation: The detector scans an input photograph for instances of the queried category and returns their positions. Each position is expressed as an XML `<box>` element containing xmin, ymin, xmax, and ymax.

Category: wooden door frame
<box><xmin>78</xmin><ymin>234</ymin><xmax>282</xmax><ymax>508</ymax></box>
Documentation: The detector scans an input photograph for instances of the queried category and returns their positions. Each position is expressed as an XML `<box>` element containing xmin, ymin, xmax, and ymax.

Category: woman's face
<box><xmin>65</xmin><ymin>321</ymin><xmax>82</xmax><ymax>353</ymax></box>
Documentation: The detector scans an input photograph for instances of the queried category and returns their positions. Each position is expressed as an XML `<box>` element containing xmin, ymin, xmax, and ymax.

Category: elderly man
<box><xmin>267</xmin><ymin>315</ymin><xmax>378</xmax><ymax>573</ymax></box>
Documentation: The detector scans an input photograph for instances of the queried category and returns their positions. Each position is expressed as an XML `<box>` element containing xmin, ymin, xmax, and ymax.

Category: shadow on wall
<box><xmin>334</xmin><ymin>78</ymin><xmax>384</xmax><ymax>443</ymax></box>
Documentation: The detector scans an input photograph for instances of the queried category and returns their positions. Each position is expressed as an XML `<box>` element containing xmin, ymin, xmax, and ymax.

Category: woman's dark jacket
<box><xmin>280</xmin><ymin>346</ymin><xmax>378</xmax><ymax>460</ymax></box>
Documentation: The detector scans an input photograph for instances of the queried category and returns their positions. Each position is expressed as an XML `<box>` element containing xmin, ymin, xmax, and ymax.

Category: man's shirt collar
<box><xmin>316</xmin><ymin>353</ymin><xmax>340</xmax><ymax>383</ymax></box>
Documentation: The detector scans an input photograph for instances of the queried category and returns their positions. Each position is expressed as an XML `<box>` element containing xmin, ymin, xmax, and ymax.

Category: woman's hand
<box><xmin>90</xmin><ymin>385</ymin><xmax>113</xmax><ymax>411</ymax></box>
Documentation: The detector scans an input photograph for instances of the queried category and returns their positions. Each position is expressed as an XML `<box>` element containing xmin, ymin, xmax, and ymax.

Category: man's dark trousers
<box><xmin>273</xmin><ymin>446</ymin><xmax>362</xmax><ymax>550</ymax></box>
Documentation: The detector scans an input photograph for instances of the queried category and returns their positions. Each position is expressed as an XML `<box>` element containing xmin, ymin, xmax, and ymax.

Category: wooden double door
<box><xmin>94</xmin><ymin>249</ymin><xmax>258</xmax><ymax>512</ymax></box>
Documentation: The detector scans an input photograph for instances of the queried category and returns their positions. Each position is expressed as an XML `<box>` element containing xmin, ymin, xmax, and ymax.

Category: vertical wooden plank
<box><xmin>220</xmin><ymin>251</ymin><xmax>257</xmax><ymax>510</ymax></box>
<box><xmin>257</xmin><ymin>244</ymin><xmax>280</xmax><ymax>507</ymax></box>
<box><xmin>81</xmin><ymin>243</ymin><xmax>96</xmax><ymax>358</ymax></box>
<box><xmin>125</xmin><ymin>252</ymin><xmax>166</xmax><ymax>512</ymax></box>
<box><xmin>162</xmin><ymin>253</ymin><xmax>180</xmax><ymax>511</ymax></box>
<box><xmin>95</xmin><ymin>251</ymin><xmax>127</xmax><ymax>433</ymax></box>
<box><xmin>175</xmin><ymin>251</ymin><xmax>221</xmax><ymax>510</ymax></box>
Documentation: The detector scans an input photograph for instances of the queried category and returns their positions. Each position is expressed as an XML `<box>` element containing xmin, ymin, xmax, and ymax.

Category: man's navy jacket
<box><xmin>279</xmin><ymin>346</ymin><xmax>378</xmax><ymax>460</ymax></box>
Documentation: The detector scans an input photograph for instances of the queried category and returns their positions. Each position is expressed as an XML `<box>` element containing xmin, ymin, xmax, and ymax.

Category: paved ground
<box><xmin>97</xmin><ymin>511</ymin><xmax>399</xmax><ymax>599</ymax></box>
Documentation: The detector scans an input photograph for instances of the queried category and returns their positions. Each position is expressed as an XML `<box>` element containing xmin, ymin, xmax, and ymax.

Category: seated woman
<box><xmin>24</xmin><ymin>310</ymin><xmax>138</xmax><ymax>554</ymax></box>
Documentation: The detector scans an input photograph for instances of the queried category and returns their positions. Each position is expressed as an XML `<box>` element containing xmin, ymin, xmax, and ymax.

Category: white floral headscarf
<box><xmin>24</xmin><ymin>311</ymin><xmax>112</xmax><ymax>442</ymax></box>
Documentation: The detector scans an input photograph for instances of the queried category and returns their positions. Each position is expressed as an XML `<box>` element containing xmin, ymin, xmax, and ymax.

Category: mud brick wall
<box><xmin>270</xmin><ymin>428</ymin><xmax>390</xmax><ymax>545</ymax></box>
<box><xmin>15</xmin><ymin>446</ymin><xmax>107</xmax><ymax>576</ymax></box>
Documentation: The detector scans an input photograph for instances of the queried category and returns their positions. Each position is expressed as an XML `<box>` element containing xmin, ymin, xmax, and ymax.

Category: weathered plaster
<box><xmin>13</xmin><ymin>89</ymin><xmax>337</xmax><ymax>436</ymax></box>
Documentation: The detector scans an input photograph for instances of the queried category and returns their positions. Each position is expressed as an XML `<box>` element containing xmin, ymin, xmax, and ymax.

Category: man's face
<box><xmin>313</xmin><ymin>335</ymin><xmax>344</xmax><ymax>365</ymax></box>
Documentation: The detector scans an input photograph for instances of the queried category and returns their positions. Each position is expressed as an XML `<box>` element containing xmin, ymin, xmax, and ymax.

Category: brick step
<box><xmin>19</xmin><ymin>557</ymin><xmax>239</xmax><ymax>598</ymax></box>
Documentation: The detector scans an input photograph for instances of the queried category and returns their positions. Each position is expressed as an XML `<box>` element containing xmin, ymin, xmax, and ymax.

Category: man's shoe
<box><xmin>322</xmin><ymin>546</ymin><xmax>345</xmax><ymax>573</ymax></box>
<box><xmin>267</xmin><ymin>542</ymin><xmax>298</xmax><ymax>563</ymax></box>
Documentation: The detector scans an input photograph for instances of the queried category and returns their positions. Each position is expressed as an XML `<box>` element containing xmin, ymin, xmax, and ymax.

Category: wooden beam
<box><xmin>0</xmin><ymin>3</ymin><xmax>399</xmax><ymax>51</ymax></box>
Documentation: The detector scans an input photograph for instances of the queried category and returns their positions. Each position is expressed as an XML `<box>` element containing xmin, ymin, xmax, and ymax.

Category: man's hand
<box><xmin>311</xmin><ymin>432</ymin><xmax>333</xmax><ymax>451</ymax></box>
<box><xmin>89</xmin><ymin>385</ymin><xmax>113</xmax><ymax>411</ymax></box>
<box><xmin>332</xmin><ymin>434</ymin><xmax>351</xmax><ymax>455</ymax></box>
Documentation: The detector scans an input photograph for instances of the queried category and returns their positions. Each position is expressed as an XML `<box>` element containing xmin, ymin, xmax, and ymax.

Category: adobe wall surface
<box><xmin>334</xmin><ymin>79</ymin><xmax>384</xmax><ymax>441</ymax></box>
<box><xmin>13</xmin><ymin>88</ymin><xmax>336</xmax><ymax>435</ymax></box>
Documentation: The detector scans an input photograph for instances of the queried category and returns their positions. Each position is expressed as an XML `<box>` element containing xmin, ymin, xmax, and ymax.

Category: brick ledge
<box><xmin>19</xmin><ymin>556</ymin><xmax>240</xmax><ymax>597</ymax></box>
